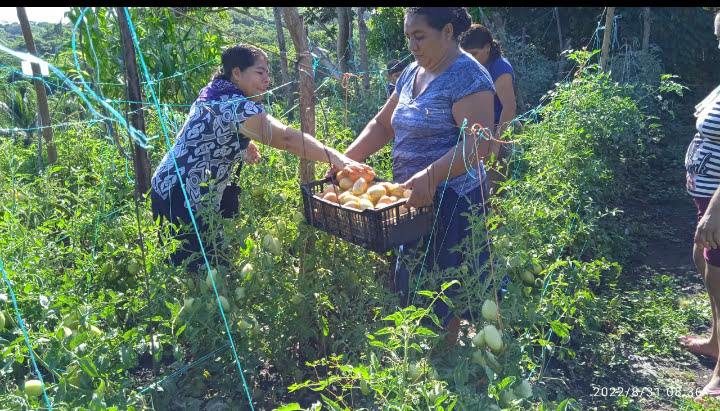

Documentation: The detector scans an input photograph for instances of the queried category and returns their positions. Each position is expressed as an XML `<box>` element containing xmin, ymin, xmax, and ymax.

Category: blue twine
<box><xmin>137</xmin><ymin>343</ymin><xmax>231</xmax><ymax>394</ymax></box>
<box><xmin>409</xmin><ymin>118</ymin><xmax>470</xmax><ymax>304</ymax></box>
<box><xmin>0</xmin><ymin>119</ymin><xmax>99</xmax><ymax>133</ymax></box>
<box><xmin>54</xmin><ymin>204</ymin><xmax>133</xmax><ymax>244</ymax></box>
<box><xmin>524</xmin><ymin>199</ymin><xmax>583</xmax><ymax>382</ymax></box>
<box><xmin>593</xmin><ymin>24</ymin><xmax>603</xmax><ymax>56</ymax></box>
<box><xmin>70</xmin><ymin>9</ymin><xmax>150</xmax><ymax>149</ymax></box>
<box><xmin>0</xmin><ymin>63</ymin><xmax>66</xmax><ymax>89</ymax></box>
<box><xmin>87</xmin><ymin>137</ymin><xmax>111</xmax><ymax>300</ymax></box>
<box><xmin>0</xmin><ymin>43</ymin><xmax>146</xmax><ymax>151</ymax></box>
<box><xmin>121</xmin><ymin>8</ymin><xmax>254</xmax><ymax>409</ymax></box>
<box><xmin>612</xmin><ymin>15</ymin><xmax>622</xmax><ymax>52</ymax></box>
<box><xmin>536</xmin><ymin>237</ymin><xmax>589</xmax><ymax>380</ymax></box>
<box><xmin>0</xmin><ymin>257</ymin><xmax>53</xmax><ymax>410</ymax></box>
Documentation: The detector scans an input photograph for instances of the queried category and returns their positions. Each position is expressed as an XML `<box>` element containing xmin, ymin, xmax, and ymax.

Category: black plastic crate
<box><xmin>300</xmin><ymin>177</ymin><xmax>435</xmax><ymax>253</ymax></box>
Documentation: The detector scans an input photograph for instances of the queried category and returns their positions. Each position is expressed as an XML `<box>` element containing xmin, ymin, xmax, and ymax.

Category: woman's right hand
<box><xmin>696</xmin><ymin>211</ymin><xmax>720</xmax><ymax>249</ymax></box>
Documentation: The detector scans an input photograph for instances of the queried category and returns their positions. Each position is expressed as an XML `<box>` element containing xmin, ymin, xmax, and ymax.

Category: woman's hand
<box><xmin>324</xmin><ymin>164</ymin><xmax>339</xmax><ymax>179</ymax></box>
<box><xmin>696</xmin><ymin>211</ymin><xmax>720</xmax><ymax>249</ymax></box>
<box><xmin>244</xmin><ymin>142</ymin><xmax>261</xmax><ymax>165</ymax></box>
<box><xmin>331</xmin><ymin>153</ymin><xmax>374</xmax><ymax>177</ymax></box>
<box><xmin>402</xmin><ymin>166</ymin><xmax>437</xmax><ymax>208</ymax></box>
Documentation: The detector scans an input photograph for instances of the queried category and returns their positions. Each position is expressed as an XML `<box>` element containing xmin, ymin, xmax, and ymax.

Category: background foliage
<box><xmin>0</xmin><ymin>6</ymin><xmax>714</xmax><ymax>410</ymax></box>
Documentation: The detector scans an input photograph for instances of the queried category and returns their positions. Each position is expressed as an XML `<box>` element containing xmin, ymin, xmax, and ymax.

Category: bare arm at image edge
<box><xmin>494</xmin><ymin>73</ymin><xmax>517</xmax><ymax>140</ymax></box>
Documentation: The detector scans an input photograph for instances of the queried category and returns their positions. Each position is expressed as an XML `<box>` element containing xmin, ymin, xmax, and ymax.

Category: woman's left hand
<box><xmin>402</xmin><ymin>167</ymin><xmax>437</xmax><ymax>208</ymax></box>
<box><xmin>333</xmin><ymin>153</ymin><xmax>375</xmax><ymax>176</ymax></box>
<box><xmin>245</xmin><ymin>142</ymin><xmax>261</xmax><ymax>165</ymax></box>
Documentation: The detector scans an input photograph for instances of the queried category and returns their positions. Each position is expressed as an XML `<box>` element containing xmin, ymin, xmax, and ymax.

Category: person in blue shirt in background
<box><xmin>460</xmin><ymin>24</ymin><xmax>517</xmax><ymax>196</ymax></box>
<box><xmin>460</xmin><ymin>24</ymin><xmax>516</xmax><ymax>137</ymax></box>
<box><xmin>385</xmin><ymin>58</ymin><xmax>409</xmax><ymax>98</ymax></box>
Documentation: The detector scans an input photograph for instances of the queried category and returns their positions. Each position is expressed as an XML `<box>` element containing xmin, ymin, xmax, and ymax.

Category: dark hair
<box><xmin>213</xmin><ymin>44</ymin><xmax>268</xmax><ymax>81</ymax></box>
<box><xmin>404</xmin><ymin>7</ymin><xmax>471</xmax><ymax>40</ymax></box>
<box><xmin>387</xmin><ymin>58</ymin><xmax>409</xmax><ymax>75</ymax></box>
<box><xmin>460</xmin><ymin>24</ymin><xmax>503</xmax><ymax>64</ymax></box>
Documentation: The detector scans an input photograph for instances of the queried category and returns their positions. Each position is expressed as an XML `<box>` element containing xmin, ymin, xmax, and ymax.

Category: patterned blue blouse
<box><xmin>391</xmin><ymin>53</ymin><xmax>495</xmax><ymax>196</ymax></box>
<box><xmin>150</xmin><ymin>79</ymin><xmax>265</xmax><ymax>211</ymax></box>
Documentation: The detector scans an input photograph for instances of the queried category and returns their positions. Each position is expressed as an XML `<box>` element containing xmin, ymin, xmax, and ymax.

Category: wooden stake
<box><xmin>117</xmin><ymin>7</ymin><xmax>152</xmax><ymax>199</ymax></box>
<box><xmin>17</xmin><ymin>7</ymin><xmax>57</xmax><ymax>165</ymax></box>
<box><xmin>601</xmin><ymin>7</ymin><xmax>615</xmax><ymax>73</ymax></box>
<box><xmin>273</xmin><ymin>7</ymin><xmax>295</xmax><ymax>119</ymax></box>
<box><xmin>358</xmin><ymin>7</ymin><xmax>370</xmax><ymax>90</ymax></box>
<box><xmin>642</xmin><ymin>7</ymin><xmax>651</xmax><ymax>53</ymax></box>
<box><xmin>283</xmin><ymin>8</ymin><xmax>317</xmax><ymax>271</ymax></box>
<box><xmin>283</xmin><ymin>8</ymin><xmax>317</xmax><ymax>185</ymax></box>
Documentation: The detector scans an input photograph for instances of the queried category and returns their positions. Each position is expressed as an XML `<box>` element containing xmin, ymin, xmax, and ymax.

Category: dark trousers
<box><xmin>151</xmin><ymin>188</ymin><xmax>224</xmax><ymax>273</ymax></box>
<box><xmin>394</xmin><ymin>181</ymin><xmax>508</xmax><ymax>327</ymax></box>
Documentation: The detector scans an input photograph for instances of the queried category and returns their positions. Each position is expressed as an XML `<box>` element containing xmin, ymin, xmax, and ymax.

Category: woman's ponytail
<box><xmin>489</xmin><ymin>39</ymin><xmax>503</xmax><ymax>63</ymax></box>
<box><xmin>212</xmin><ymin>67</ymin><xmax>228</xmax><ymax>80</ymax></box>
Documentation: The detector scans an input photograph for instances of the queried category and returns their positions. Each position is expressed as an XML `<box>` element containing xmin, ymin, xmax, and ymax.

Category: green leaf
<box><xmin>427</xmin><ymin>314</ymin><xmax>442</xmax><ymax>328</ymax></box>
<box><xmin>79</xmin><ymin>356</ymin><xmax>100</xmax><ymax>378</ymax></box>
<box><xmin>414</xmin><ymin>327</ymin><xmax>438</xmax><ymax>337</ymax></box>
<box><xmin>441</xmin><ymin>280</ymin><xmax>460</xmax><ymax>291</ymax></box>
<box><xmin>550</xmin><ymin>320</ymin><xmax>571</xmax><ymax>338</ymax></box>
<box><xmin>556</xmin><ymin>398</ymin><xmax>570</xmax><ymax>411</ymax></box>
<box><xmin>94</xmin><ymin>379</ymin><xmax>106</xmax><ymax>400</ymax></box>
<box><xmin>496</xmin><ymin>375</ymin><xmax>516</xmax><ymax>391</ymax></box>
<box><xmin>484</xmin><ymin>365</ymin><xmax>495</xmax><ymax>382</ymax></box>
<box><xmin>452</xmin><ymin>361</ymin><xmax>468</xmax><ymax>387</ymax></box>
<box><xmin>374</xmin><ymin>327</ymin><xmax>393</xmax><ymax>335</ymax></box>
<box><xmin>382</xmin><ymin>312</ymin><xmax>403</xmax><ymax>322</ymax></box>
<box><xmin>275</xmin><ymin>404</ymin><xmax>302</xmax><ymax>411</ymax></box>
<box><xmin>321</xmin><ymin>394</ymin><xmax>345</xmax><ymax>411</ymax></box>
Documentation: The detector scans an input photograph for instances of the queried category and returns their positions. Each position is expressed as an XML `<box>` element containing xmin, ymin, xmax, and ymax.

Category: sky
<box><xmin>0</xmin><ymin>7</ymin><xmax>70</xmax><ymax>24</ymax></box>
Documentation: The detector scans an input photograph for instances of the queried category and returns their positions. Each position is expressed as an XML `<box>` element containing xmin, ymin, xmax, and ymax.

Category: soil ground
<box><xmin>570</xmin><ymin>138</ymin><xmax>720</xmax><ymax>410</ymax></box>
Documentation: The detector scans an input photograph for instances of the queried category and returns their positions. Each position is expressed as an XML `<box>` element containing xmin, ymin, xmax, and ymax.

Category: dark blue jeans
<box><xmin>151</xmin><ymin>187</ymin><xmax>224</xmax><ymax>273</ymax></box>
<box><xmin>394</xmin><ymin>181</ymin><xmax>507</xmax><ymax>327</ymax></box>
